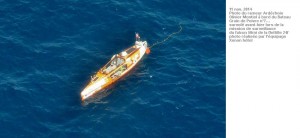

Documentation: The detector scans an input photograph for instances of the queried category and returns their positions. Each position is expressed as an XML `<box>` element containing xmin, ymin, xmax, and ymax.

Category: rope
<box><xmin>149</xmin><ymin>24</ymin><xmax>182</xmax><ymax>48</ymax></box>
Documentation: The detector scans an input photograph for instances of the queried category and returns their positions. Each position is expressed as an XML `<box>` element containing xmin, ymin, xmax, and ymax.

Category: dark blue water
<box><xmin>0</xmin><ymin>0</ymin><xmax>225</xmax><ymax>137</ymax></box>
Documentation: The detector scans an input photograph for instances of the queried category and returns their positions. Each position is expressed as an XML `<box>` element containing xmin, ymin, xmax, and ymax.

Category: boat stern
<box><xmin>135</xmin><ymin>40</ymin><xmax>147</xmax><ymax>55</ymax></box>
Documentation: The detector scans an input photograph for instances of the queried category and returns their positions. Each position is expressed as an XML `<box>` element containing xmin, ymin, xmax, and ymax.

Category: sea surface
<box><xmin>0</xmin><ymin>0</ymin><xmax>225</xmax><ymax>137</ymax></box>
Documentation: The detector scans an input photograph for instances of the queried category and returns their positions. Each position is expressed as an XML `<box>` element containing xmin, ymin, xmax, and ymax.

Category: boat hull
<box><xmin>80</xmin><ymin>41</ymin><xmax>147</xmax><ymax>101</ymax></box>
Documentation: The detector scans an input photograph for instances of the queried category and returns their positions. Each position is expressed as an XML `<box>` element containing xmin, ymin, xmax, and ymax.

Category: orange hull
<box><xmin>80</xmin><ymin>40</ymin><xmax>148</xmax><ymax>100</ymax></box>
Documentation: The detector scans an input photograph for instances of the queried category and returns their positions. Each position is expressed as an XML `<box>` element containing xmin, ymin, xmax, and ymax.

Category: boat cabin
<box><xmin>102</xmin><ymin>54</ymin><xmax>125</xmax><ymax>74</ymax></box>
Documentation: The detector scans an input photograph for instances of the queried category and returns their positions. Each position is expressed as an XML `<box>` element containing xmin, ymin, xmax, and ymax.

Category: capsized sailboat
<box><xmin>80</xmin><ymin>33</ymin><xmax>150</xmax><ymax>101</ymax></box>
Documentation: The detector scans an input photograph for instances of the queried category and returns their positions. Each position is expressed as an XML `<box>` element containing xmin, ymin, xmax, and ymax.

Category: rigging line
<box><xmin>149</xmin><ymin>24</ymin><xmax>182</xmax><ymax>48</ymax></box>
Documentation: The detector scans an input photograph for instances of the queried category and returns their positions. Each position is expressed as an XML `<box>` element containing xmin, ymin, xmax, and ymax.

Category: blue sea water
<box><xmin>0</xmin><ymin>0</ymin><xmax>225</xmax><ymax>137</ymax></box>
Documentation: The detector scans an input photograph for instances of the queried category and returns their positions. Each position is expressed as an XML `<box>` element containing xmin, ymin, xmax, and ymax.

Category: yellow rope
<box><xmin>149</xmin><ymin>24</ymin><xmax>182</xmax><ymax>48</ymax></box>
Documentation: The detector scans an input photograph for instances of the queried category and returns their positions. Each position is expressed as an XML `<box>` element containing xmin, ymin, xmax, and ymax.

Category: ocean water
<box><xmin>0</xmin><ymin>0</ymin><xmax>225</xmax><ymax>137</ymax></box>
